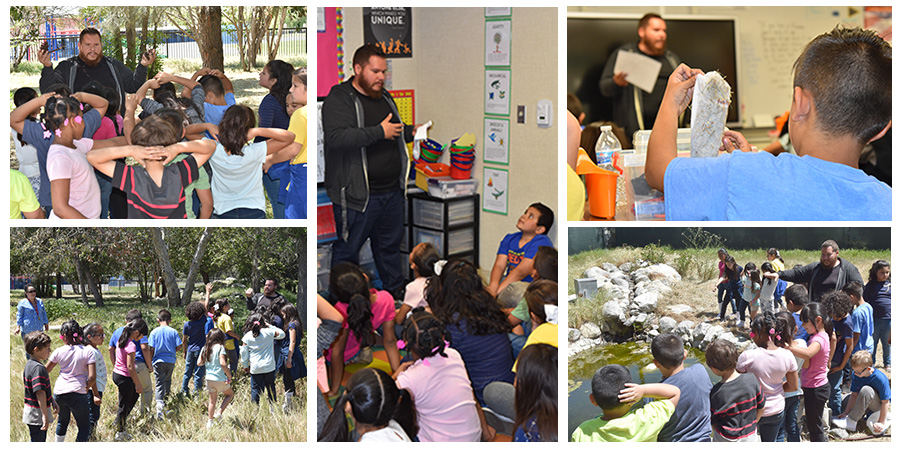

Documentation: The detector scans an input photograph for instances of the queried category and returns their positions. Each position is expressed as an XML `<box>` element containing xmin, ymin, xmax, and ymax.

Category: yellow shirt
<box><xmin>513</xmin><ymin>322</ymin><xmax>558</xmax><ymax>372</ymax></box>
<box><xmin>567</xmin><ymin>164</ymin><xmax>585</xmax><ymax>221</ymax></box>
<box><xmin>10</xmin><ymin>169</ymin><xmax>40</xmax><ymax>219</ymax></box>
<box><xmin>215</xmin><ymin>314</ymin><xmax>236</xmax><ymax>350</ymax></box>
<box><xmin>289</xmin><ymin>105</ymin><xmax>308</xmax><ymax>165</ymax></box>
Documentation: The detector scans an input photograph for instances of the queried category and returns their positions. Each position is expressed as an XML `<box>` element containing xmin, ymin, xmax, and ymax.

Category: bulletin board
<box><xmin>318</xmin><ymin>7</ymin><xmax>343</xmax><ymax>97</ymax></box>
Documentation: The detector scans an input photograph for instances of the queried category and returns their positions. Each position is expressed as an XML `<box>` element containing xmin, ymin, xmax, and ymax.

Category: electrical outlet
<box><xmin>517</xmin><ymin>105</ymin><xmax>526</xmax><ymax>123</ymax></box>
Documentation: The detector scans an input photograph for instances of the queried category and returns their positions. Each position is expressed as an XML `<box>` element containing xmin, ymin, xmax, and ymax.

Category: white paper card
<box><xmin>613</xmin><ymin>50</ymin><xmax>663</xmax><ymax>94</ymax></box>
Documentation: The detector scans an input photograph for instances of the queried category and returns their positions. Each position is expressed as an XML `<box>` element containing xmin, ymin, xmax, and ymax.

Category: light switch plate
<box><xmin>517</xmin><ymin>105</ymin><xmax>526</xmax><ymax>123</ymax></box>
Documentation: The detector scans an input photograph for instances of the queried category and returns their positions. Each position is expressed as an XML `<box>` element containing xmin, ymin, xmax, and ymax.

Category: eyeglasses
<box><xmin>853</xmin><ymin>368</ymin><xmax>870</xmax><ymax>377</ymax></box>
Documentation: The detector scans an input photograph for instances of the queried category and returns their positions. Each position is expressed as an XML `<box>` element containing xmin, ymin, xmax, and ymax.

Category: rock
<box><xmin>674</xmin><ymin>320</ymin><xmax>695</xmax><ymax>340</ymax></box>
<box><xmin>579</xmin><ymin>322</ymin><xmax>602</xmax><ymax>340</ymax></box>
<box><xmin>633</xmin><ymin>264</ymin><xmax>682</xmax><ymax>284</ymax></box>
<box><xmin>569</xmin><ymin>336</ymin><xmax>606</xmax><ymax>356</ymax></box>
<box><xmin>658</xmin><ymin>317</ymin><xmax>677</xmax><ymax>334</ymax></box>
<box><xmin>583</xmin><ymin>267</ymin><xmax>610</xmax><ymax>281</ymax></box>
<box><xmin>632</xmin><ymin>292</ymin><xmax>659</xmax><ymax>313</ymax></box>
<box><xmin>717</xmin><ymin>332</ymin><xmax>740</xmax><ymax>347</ymax></box>
<box><xmin>568</xmin><ymin>328</ymin><xmax>581</xmax><ymax>342</ymax></box>
<box><xmin>633</xmin><ymin>274</ymin><xmax>651</xmax><ymax>285</ymax></box>
<box><xmin>667</xmin><ymin>304</ymin><xmax>694</xmax><ymax>315</ymax></box>
<box><xmin>648</xmin><ymin>329</ymin><xmax>660</xmax><ymax>338</ymax></box>
<box><xmin>601</xmin><ymin>262</ymin><xmax>619</xmax><ymax>273</ymax></box>
<box><xmin>634</xmin><ymin>313</ymin><xmax>648</xmax><ymax>324</ymax></box>
<box><xmin>610</xmin><ymin>275</ymin><xmax>630</xmax><ymax>291</ymax></box>
<box><xmin>619</xmin><ymin>262</ymin><xmax>634</xmax><ymax>273</ymax></box>
<box><xmin>700</xmin><ymin>325</ymin><xmax>726</xmax><ymax>350</ymax></box>
<box><xmin>601</xmin><ymin>300</ymin><xmax>631</xmax><ymax>335</ymax></box>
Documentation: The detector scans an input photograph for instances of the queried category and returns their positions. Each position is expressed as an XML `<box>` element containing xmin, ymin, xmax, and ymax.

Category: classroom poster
<box><xmin>484</xmin><ymin>69</ymin><xmax>511</xmax><ymax>116</ymax></box>
<box><xmin>485</xmin><ymin>19</ymin><xmax>511</xmax><ymax>67</ymax></box>
<box><xmin>485</xmin><ymin>7</ymin><xmax>511</xmax><ymax>17</ymax></box>
<box><xmin>483</xmin><ymin>118</ymin><xmax>509</xmax><ymax>165</ymax></box>
<box><xmin>483</xmin><ymin>167</ymin><xmax>509</xmax><ymax>215</ymax></box>
<box><xmin>363</xmin><ymin>7</ymin><xmax>412</xmax><ymax>57</ymax></box>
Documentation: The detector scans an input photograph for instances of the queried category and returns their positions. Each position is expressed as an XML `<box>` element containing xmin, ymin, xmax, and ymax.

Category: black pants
<box><xmin>28</xmin><ymin>424</ymin><xmax>46</xmax><ymax>442</ymax></box>
<box><xmin>89</xmin><ymin>390</ymin><xmax>103</xmax><ymax>436</ymax></box>
<box><xmin>803</xmin><ymin>383</ymin><xmax>831</xmax><ymax>442</ymax></box>
<box><xmin>113</xmin><ymin>373</ymin><xmax>138</xmax><ymax>432</ymax></box>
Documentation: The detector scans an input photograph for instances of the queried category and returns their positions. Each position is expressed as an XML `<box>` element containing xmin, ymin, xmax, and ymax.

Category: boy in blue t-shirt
<box><xmin>147</xmin><ymin>309</ymin><xmax>182</xmax><ymax>419</ymax></box>
<box><xmin>191</xmin><ymin>69</ymin><xmax>235</xmax><ymax>126</ymax></box>
<box><xmin>488</xmin><ymin>202</ymin><xmax>554</xmax><ymax>306</ymax></box>
<box><xmin>651</xmin><ymin>334</ymin><xmax>712</xmax><ymax>442</ymax></box>
<box><xmin>833</xmin><ymin>350</ymin><xmax>891</xmax><ymax>434</ymax></box>
<box><xmin>824</xmin><ymin>291</ymin><xmax>856</xmax><ymax>415</ymax></box>
<box><xmin>644</xmin><ymin>27</ymin><xmax>891</xmax><ymax>221</ymax></box>
<box><xmin>784</xmin><ymin>284</ymin><xmax>810</xmax><ymax>341</ymax></box>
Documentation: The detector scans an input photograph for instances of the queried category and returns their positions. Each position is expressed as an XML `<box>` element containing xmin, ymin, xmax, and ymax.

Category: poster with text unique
<box><xmin>483</xmin><ymin>167</ymin><xmax>509</xmax><ymax>215</ymax></box>
<box><xmin>485</xmin><ymin>7</ymin><xmax>511</xmax><ymax>17</ymax></box>
<box><xmin>363</xmin><ymin>7</ymin><xmax>412</xmax><ymax>58</ymax></box>
<box><xmin>485</xmin><ymin>19</ymin><xmax>511</xmax><ymax>67</ymax></box>
<box><xmin>483</xmin><ymin>118</ymin><xmax>509</xmax><ymax>165</ymax></box>
<box><xmin>484</xmin><ymin>69</ymin><xmax>511</xmax><ymax>116</ymax></box>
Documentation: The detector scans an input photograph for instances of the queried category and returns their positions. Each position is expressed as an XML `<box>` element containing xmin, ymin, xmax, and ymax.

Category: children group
<box><xmin>573</xmin><ymin>248</ymin><xmax>891</xmax><ymax>442</ymax></box>
<box><xmin>316</xmin><ymin>203</ymin><xmax>558</xmax><ymax>442</ymax></box>
<box><xmin>20</xmin><ymin>283</ymin><xmax>305</xmax><ymax>442</ymax></box>
<box><xmin>11</xmin><ymin>31</ymin><xmax>309</xmax><ymax>220</ymax></box>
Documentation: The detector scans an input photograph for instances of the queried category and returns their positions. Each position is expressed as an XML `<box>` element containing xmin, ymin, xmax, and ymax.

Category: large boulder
<box><xmin>658</xmin><ymin>317</ymin><xmax>678</xmax><ymax>334</ymax></box>
<box><xmin>633</xmin><ymin>264</ymin><xmax>682</xmax><ymax>284</ymax></box>
<box><xmin>601</xmin><ymin>262</ymin><xmax>620</xmax><ymax>273</ymax></box>
<box><xmin>583</xmin><ymin>266</ymin><xmax>610</xmax><ymax>281</ymax></box>
<box><xmin>579</xmin><ymin>322</ymin><xmax>603</xmax><ymax>340</ymax></box>
<box><xmin>601</xmin><ymin>301</ymin><xmax>629</xmax><ymax>335</ymax></box>
<box><xmin>568</xmin><ymin>328</ymin><xmax>581</xmax><ymax>342</ymax></box>
<box><xmin>631</xmin><ymin>292</ymin><xmax>659</xmax><ymax>313</ymax></box>
<box><xmin>666</xmin><ymin>304</ymin><xmax>694</xmax><ymax>315</ymax></box>
<box><xmin>699</xmin><ymin>325</ymin><xmax>726</xmax><ymax>350</ymax></box>
<box><xmin>618</xmin><ymin>262</ymin><xmax>635</xmax><ymax>273</ymax></box>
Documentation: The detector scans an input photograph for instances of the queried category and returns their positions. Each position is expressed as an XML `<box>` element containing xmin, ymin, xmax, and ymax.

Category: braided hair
<box><xmin>749</xmin><ymin>311</ymin><xmax>791</xmax><ymax>348</ymax></box>
<box><xmin>59</xmin><ymin>319</ymin><xmax>84</xmax><ymax>346</ymax></box>
<box><xmin>401</xmin><ymin>309</ymin><xmax>451</xmax><ymax>360</ymax></box>
<box><xmin>40</xmin><ymin>96</ymin><xmax>82</xmax><ymax>135</ymax></box>
<box><xmin>318</xmin><ymin>368</ymin><xmax>417</xmax><ymax>441</ymax></box>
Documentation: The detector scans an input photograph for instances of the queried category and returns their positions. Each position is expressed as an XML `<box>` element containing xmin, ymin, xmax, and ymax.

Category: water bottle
<box><xmin>594</xmin><ymin>126</ymin><xmax>622</xmax><ymax>172</ymax></box>
<box><xmin>594</xmin><ymin>125</ymin><xmax>626</xmax><ymax>210</ymax></box>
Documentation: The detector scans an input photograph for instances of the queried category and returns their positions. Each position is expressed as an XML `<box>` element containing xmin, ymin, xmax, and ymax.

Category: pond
<box><xmin>567</xmin><ymin>342</ymin><xmax>718</xmax><ymax>440</ymax></box>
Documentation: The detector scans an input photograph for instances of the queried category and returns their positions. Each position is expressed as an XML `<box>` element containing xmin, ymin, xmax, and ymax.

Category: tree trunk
<box><xmin>125</xmin><ymin>7</ymin><xmax>137</xmax><ymax>68</ymax></box>
<box><xmin>181</xmin><ymin>227</ymin><xmax>213</xmax><ymax>306</ymax></box>
<box><xmin>83</xmin><ymin>265</ymin><xmax>104</xmax><ymax>307</ymax></box>
<box><xmin>55</xmin><ymin>272</ymin><xmax>63</xmax><ymax>299</ymax></box>
<box><xmin>198</xmin><ymin>6</ymin><xmax>225</xmax><ymax>71</ymax></box>
<box><xmin>150</xmin><ymin>228</ymin><xmax>181</xmax><ymax>308</ymax></box>
<box><xmin>74</xmin><ymin>258</ymin><xmax>89</xmax><ymax>306</ymax></box>
<box><xmin>297</xmin><ymin>229</ymin><xmax>307</xmax><ymax>328</ymax></box>
<box><xmin>251</xmin><ymin>230</ymin><xmax>261</xmax><ymax>294</ymax></box>
<box><xmin>140</xmin><ymin>8</ymin><xmax>150</xmax><ymax>54</ymax></box>
<box><xmin>267</xmin><ymin>7</ymin><xmax>288</xmax><ymax>61</ymax></box>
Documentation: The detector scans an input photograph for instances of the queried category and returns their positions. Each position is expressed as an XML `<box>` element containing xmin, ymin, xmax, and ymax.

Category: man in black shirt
<box><xmin>322</xmin><ymin>44</ymin><xmax>417</xmax><ymax>299</ymax></box>
<box><xmin>600</xmin><ymin>13</ymin><xmax>682</xmax><ymax>142</ymax></box>
<box><xmin>38</xmin><ymin>27</ymin><xmax>155</xmax><ymax>116</ymax></box>
<box><xmin>768</xmin><ymin>239</ymin><xmax>863</xmax><ymax>303</ymax></box>
<box><xmin>248</xmin><ymin>278</ymin><xmax>287</xmax><ymax>311</ymax></box>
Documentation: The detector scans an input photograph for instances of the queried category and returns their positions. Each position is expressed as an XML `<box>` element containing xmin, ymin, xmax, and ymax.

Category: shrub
<box><xmin>641</xmin><ymin>243</ymin><xmax>667</xmax><ymax>265</ymax></box>
<box><xmin>569</xmin><ymin>288</ymin><xmax>611</xmax><ymax>330</ymax></box>
<box><xmin>43</xmin><ymin>298</ymin><xmax>89</xmax><ymax>322</ymax></box>
<box><xmin>682</xmin><ymin>227</ymin><xmax>726</xmax><ymax>250</ymax></box>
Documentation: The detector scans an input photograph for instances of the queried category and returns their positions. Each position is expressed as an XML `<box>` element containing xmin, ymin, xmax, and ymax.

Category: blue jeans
<box><xmin>54</xmin><ymin>392</ymin><xmax>91</xmax><ymax>441</ymax></box>
<box><xmin>214</xmin><ymin>207</ymin><xmax>266</xmax><ymax>219</ymax></box>
<box><xmin>226</xmin><ymin>347</ymin><xmax>239</xmax><ymax>375</ymax></box>
<box><xmin>89</xmin><ymin>390</ymin><xmax>102</xmax><ymax>436</ymax></box>
<box><xmin>250</xmin><ymin>370</ymin><xmax>277</xmax><ymax>404</ymax></box>
<box><xmin>873</xmin><ymin>318</ymin><xmax>891</xmax><ymax>367</ymax></box>
<box><xmin>782</xmin><ymin>395</ymin><xmax>801</xmax><ymax>442</ymax></box>
<box><xmin>827</xmin><ymin>368</ymin><xmax>843</xmax><ymax>414</ymax></box>
<box><xmin>758</xmin><ymin>410</ymin><xmax>785</xmax><ymax>442</ymax></box>
<box><xmin>263</xmin><ymin>170</ymin><xmax>285</xmax><ymax>219</ymax></box>
<box><xmin>331</xmin><ymin>189</ymin><xmax>405</xmax><ymax>295</ymax></box>
<box><xmin>181</xmin><ymin>350</ymin><xmax>206</xmax><ymax>394</ymax></box>
<box><xmin>719</xmin><ymin>280</ymin><xmax>741</xmax><ymax>319</ymax></box>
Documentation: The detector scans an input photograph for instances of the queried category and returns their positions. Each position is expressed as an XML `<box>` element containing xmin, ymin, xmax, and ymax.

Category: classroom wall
<box><xmin>340</xmin><ymin>7</ymin><xmax>559</xmax><ymax>271</ymax></box>
<box><xmin>567</xmin><ymin>6</ymin><xmax>867</xmax><ymax>126</ymax></box>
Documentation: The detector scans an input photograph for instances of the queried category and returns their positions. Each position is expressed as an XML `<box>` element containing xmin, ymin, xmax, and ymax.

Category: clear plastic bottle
<box><xmin>594</xmin><ymin>126</ymin><xmax>627</xmax><ymax>210</ymax></box>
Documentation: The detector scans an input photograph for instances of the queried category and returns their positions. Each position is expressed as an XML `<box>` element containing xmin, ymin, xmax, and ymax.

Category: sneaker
<box><xmin>206</xmin><ymin>419</ymin><xmax>215</xmax><ymax>429</ymax></box>
<box><xmin>736</xmin><ymin>320</ymin><xmax>744</xmax><ymax>328</ymax></box>
<box><xmin>214</xmin><ymin>410</ymin><xmax>222</xmax><ymax>420</ymax></box>
<box><xmin>114</xmin><ymin>431</ymin><xmax>132</xmax><ymax>441</ymax></box>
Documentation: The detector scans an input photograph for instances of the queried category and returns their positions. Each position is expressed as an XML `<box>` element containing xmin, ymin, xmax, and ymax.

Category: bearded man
<box><xmin>767</xmin><ymin>239</ymin><xmax>864</xmax><ymax>304</ymax></box>
<box><xmin>39</xmin><ymin>27</ymin><xmax>155</xmax><ymax>115</ymax></box>
<box><xmin>321</xmin><ymin>44</ymin><xmax>418</xmax><ymax>300</ymax></box>
<box><xmin>600</xmin><ymin>13</ymin><xmax>682</xmax><ymax>141</ymax></box>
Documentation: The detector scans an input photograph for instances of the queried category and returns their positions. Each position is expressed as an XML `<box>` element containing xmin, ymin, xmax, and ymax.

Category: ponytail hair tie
<box><xmin>396</xmin><ymin>340</ymin><xmax>406</xmax><ymax>350</ymax></box>
<box><xmin>769</xmin><ymin>328</ymin><xmax>776</xmax><ymax>335</ymax></box>
<box><xmin>775</xmin><ymin>335</ymin><xmax>782</xmax><ymax>341</ymax></box>
<box><xmin>544</xmin><ymin>305</ymin><xmax>559</xmax><ymax>325</ymax></box>
<box><xmin>214</xmin><ymin>304</ymin><xmax>220</xmax><ymax>311</ymax></box>
<box><xmin>60</xmin><ymin>335</ymin><xmax>66</xmax><ymax>341</ymax></box>
<box><xmin>434</xmin><ymin>260</ymin><xmax>448</xmax><ymax>276</ymax></box>
<box><xmin>749</xmin><ymin>332</ymin><xmax>756</xmax><ymax>338</ymax></box>
<box><xmin>254</xmin><ymin>321</ymin><xmax>260</xmax><ymax>326</ymax></box>
<box><xmin>73</xmin><ymin>333</ymin><xmax>78</xmax><ymax>337</ymax></box>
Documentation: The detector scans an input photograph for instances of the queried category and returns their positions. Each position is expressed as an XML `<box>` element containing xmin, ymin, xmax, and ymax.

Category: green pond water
<box><xmin>567</xmin><ymin>342</ymin><xmax>717</xmax><ymax>440</ymax></box>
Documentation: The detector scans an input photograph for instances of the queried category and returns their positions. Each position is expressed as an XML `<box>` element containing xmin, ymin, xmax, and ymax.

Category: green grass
<box><xmin>9</xmin><ymin>286</ymin><xmax>307</xmax><ymax>442</ymax></box>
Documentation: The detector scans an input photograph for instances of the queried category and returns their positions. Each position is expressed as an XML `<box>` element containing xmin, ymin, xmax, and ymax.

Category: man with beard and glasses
<box><xmin>38</xmin><ymin>27</ymin><xmax>155</xmax><ymax>116</ymax></box>
<box><xmin>600</xmin><ymin>13</ymin><xmax>683</xmax><ymax>141</ymax></box>
<box><xmin>322</xmin><ymin>44</ymin><xmax>419</xmax><ymax>301</ymax></box>
<box><xmin>765</xmin><ymin>240</ymin><xmax>864</xmax><ymax>304</ymax></box>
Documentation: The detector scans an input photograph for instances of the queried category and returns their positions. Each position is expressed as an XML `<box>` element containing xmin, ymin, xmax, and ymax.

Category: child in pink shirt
<box><xmin>393</xmin><ymin>310</ymin><xmax>492</xmax><ymax>442</ymax></box>
<box><xmin>788</xmin><ymin>303</ymin><xmax>833</xmax><ymax>442</ymax></box>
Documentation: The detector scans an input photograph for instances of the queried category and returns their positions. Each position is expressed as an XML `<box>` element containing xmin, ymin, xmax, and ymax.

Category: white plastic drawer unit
<box><xmin>412</xmin><ymin>227</ymin><xmax>475</xmax><ymax>257</ymax></box>
<box><xmin>411</xmin><ymin>196</ymin><xmax>476</xmax><ymax>229</ymax></box>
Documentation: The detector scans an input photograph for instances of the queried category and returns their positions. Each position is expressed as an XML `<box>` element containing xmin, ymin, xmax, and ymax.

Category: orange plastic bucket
<box><xmin>585</xmin><ymin>170</ymin><xmax>618</xmax><ymax>219</ymax></box>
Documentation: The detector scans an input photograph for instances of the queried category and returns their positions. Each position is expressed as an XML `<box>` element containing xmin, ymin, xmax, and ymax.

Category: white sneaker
<box><xmin>736</xmin><ymin>320</ymin><xmax>744</xmax><ymax>328</ymax></box>
<box><xmin>831</xmin><ymin>417</ymin><xmax>857</xmax><ymax>432</ymax></box>
<box><xmin>214</xmin><ymin>410</ymin><xmax>222</xmax><ymax>420</ymax></box>
<box><xmin>206</xmin><ymin>418</ymin><xmax>215</xmax><ymax>429</ymax></box>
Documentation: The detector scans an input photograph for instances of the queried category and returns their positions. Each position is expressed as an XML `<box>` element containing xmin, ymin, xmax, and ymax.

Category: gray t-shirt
<box><xmin>657</xmin><ymin>363</ymin><xmax>713</xmax><ymax>442</ymax></box>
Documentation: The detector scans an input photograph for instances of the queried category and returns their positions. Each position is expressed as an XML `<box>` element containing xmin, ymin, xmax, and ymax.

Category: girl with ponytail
<box><xmin>45</xmin><ymin>319</ymin><xmax>96</xmax><ymax>441</ymax></box>
<box><xmin>392</xmin><ymin>310</ymin><xmax>488</xmax><ymax>442</ymax></box>
<box><xmin>735</xmin><ymin>312</ymin><xmax>799</xmax><ymax>441</ymax></box>
<box><xmin>239</xmin><ymin>313</ymin><xmax>285</xmax><ymax>405</ymax></box>
<box><xmin>112</xmin><ymin>318</ymin><xmax>148</xmax><ymax>441</ymax></box>
<box><xmin>394</xmin><ymin>242</ymin><xmax>441</xmax><ymax>327</ymax></box>
<box><xmin>319</xmin><ymin>368</ymin><xmax>417</xmax><ymax>441</ymax></box>
<box><xmin>326</xmin><ymin>262</ymin><xmax>399</xmax><ymax>397</ymax></box>
<box><xmin>790</xmin><ymin>303</ymin><xmax>833</xmax><ymax>441</ymax></box>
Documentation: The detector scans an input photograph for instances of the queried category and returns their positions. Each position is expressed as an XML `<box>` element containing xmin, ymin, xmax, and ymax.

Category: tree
<box><xmin>223</xmin><ymin>6</ymin><xmax>285</xmax><ymax>71</ymax></box>
<box><xmin>10</xmin><ymin>6</ymin><xmax>69</xmax><ymax>71</ymax></box>
<box><xmin>166</xmin><ymin>6</ymin><xmax>224</xmax><ymax>70</ymax></box>
<box><xmin>150</xmin><ymin>228</ymin><xmax>181</xmax><ymax>307</ymax></box>
<box><xmin>296</xmin><ymin>228</ymin><xmax>307</xmax><ymax>328</ymax></box>
<box><xmin>181</xmin><ymin>227</ymin><xmax>213</xmax><ymax>305</ymax></box>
